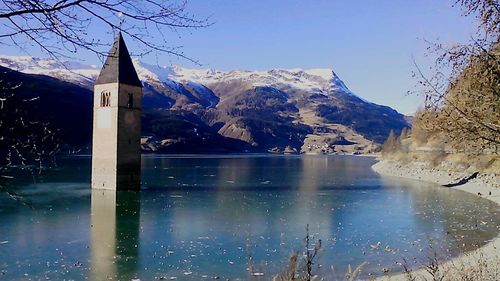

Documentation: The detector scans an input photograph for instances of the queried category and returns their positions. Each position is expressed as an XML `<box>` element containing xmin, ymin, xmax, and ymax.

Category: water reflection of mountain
<box><xmin>90</xmin><ymin>190</ymin><xmax>140</xmax><ymax>281</ymax></box>
<box><xmin>139</xmin><ymin>155</ymin><xmax>387</xmax><ymax>278</ymax></box>
<box><xmin>1</xmin><ymin>156</ymin><xmax>499</xmax><ymax>280</ymax></box>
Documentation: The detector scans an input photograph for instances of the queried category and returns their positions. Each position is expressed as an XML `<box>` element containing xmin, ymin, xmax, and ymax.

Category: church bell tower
<box><xmin>92</xmin><ymin>32</ymin><xmax>142</xmax><ymax>191</ymax></box>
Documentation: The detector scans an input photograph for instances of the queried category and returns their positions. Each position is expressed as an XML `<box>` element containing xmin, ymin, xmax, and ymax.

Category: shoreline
<box><xmin>371</xmin><ymin>159</ymin><xmax>500</xmax><ymax>281</ymax></box>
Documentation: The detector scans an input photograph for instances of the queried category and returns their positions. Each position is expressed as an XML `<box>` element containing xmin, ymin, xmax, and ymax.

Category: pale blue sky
<box><xmin>0</xmin><ymin>0</ymin><xmax>478</xmax><ymax>114</ymax></box>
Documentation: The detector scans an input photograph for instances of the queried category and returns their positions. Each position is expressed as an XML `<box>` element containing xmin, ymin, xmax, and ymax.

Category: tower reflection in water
<box><xmin>90</xmin><ymin>190</ymin><xmax>141</xmax><ymax>280</ymax></box>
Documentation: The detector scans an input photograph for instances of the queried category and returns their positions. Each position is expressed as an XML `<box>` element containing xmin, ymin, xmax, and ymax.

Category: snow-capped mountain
<box><xmin>0</xmin><ymin>55</ymin><xmax>409</xmax><ymax>154</ymax></box>
<box><xmin>141</xmin><ymin>64</ymin><xmax>351</xmax><ymax>94</ymax></box>
<box><xmin>0</xmin><ymin>55</ymin><xmax>99</xmax><ymax>85</ymax></box>
<box><xmin>0</xmin><ymin>55</ymin><xmax>355</xmax><ymax>97</ymax></box>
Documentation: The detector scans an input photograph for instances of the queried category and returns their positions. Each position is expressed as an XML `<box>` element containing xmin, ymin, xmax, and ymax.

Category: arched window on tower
<box><xmin>127</xmin><ymin>93</ymin><xmax>133</xmax><ymax>109</ymax></box>
<box><xmin>101</xmin><ymin>91</ymin><xmax>111</xmax><ymax>107</ymax></box>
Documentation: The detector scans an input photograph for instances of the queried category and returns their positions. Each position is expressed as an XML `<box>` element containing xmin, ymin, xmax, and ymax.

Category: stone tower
<box><xmin>92</xmin><ymin>33</ymin><xmax>142</xmax><ymax>191</ymax></box>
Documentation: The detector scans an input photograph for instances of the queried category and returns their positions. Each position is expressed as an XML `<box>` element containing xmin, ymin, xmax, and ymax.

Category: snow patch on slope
<box><xmin>0</xmin><ymin>55</ymin><xmax>362</xmax><ymax>100</ymax></box>
<box><xmin>0</xmin><ymin>55</ymin><xmax>99</xmax><ymax>85</ymax></box>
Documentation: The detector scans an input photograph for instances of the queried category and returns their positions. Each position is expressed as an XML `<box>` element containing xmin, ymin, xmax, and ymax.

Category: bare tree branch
<box><xmin>412</xmin><ymin>0</ymin><xmax>500</xmax><ymax>154</ymax></box>
<box><xmin>0</xmin><ymin>0</ymin><xmax>211</xmax><ymax>63</ymax></box>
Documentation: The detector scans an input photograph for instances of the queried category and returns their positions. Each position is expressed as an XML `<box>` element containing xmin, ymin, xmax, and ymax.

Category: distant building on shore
<box><xmin>91</xmin><ymin>33</ymin><xmax>143</xmax><ymax>191</ymax></box>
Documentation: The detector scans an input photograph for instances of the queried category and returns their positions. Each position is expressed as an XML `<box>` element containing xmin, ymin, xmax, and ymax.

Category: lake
<box><xmin>0</xmin><ymin>155</ymin><xmax>499</xmax><ymax>280</ymax></box>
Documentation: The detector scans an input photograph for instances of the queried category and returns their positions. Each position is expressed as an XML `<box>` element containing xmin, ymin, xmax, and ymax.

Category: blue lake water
<box><xmin>0</xmin><ymin>155</ymin><xmax>499</xmax><ymax>280</ymax></box>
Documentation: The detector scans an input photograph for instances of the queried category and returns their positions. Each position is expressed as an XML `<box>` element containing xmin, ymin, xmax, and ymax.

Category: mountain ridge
<box><xmin>0</xmin><ymin>55</ymin><xmax>365</xmax><ymax>96</ymax></box>
<box><xmin>0</xmin><ymin>55</ymin><xmax>410</xmax><ymax>154</ymax></box>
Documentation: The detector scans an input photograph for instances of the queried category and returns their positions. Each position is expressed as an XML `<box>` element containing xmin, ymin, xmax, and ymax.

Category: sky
<box><xmin>0</xmin><ymin>0</ymin><xmax>479</xmax><ymax>114</ymax></box>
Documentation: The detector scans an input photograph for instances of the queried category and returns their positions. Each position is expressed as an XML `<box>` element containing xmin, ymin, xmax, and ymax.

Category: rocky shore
<box><xmin>373</xmin><ymin>159</ymin><xmax>499</xmax><ymax>189</ymax></box>
<box><xmin>372</xmin><ymin>159</ymin><xmax>500</xmax><ymax>281</ymax></box>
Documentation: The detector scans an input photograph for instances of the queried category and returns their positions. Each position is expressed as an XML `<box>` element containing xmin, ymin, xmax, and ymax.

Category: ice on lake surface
<box><xmin>0</xmin><ymin>155</ymin><xmax>499</xmax><ymax>280</ymax></box>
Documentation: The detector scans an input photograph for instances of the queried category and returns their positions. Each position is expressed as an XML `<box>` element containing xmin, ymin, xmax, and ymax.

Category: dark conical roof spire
<box><xmin>95</xmin><ymin>32</ymin><xmax>142</xmax><ymax>87</ymax></box>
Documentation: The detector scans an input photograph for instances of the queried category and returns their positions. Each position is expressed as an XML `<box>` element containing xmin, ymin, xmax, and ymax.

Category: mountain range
<box><xmin>0</xmin><ymin>55</ymin><xmax>409</xmax><ymax>154</ymax></box>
